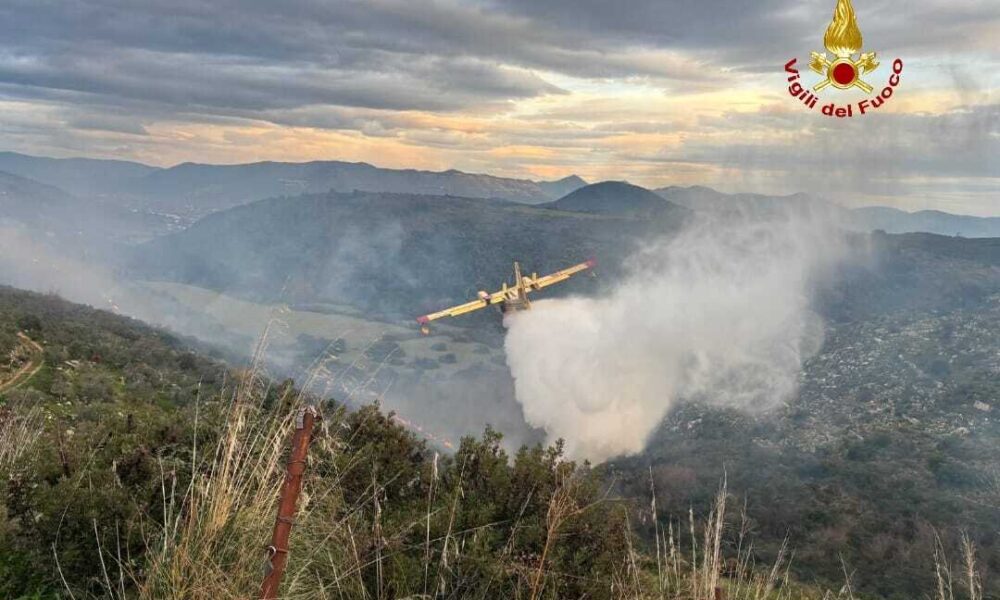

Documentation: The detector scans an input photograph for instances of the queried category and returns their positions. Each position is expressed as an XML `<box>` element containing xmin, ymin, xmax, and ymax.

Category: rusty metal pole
<box><xmin>260</xmin><ymin>405</ymin><xmax>317</xmax><ymax>600</ymax></box>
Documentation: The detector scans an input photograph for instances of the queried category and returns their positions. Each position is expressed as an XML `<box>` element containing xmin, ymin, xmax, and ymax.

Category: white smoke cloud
<box><xmin>0</xmin><ymin>226</ymin><xmax>122</xmax><ymax>309</ymax></box>
<box><xmin>504</xmin><ymin>210</ymin><xmax>848</xmax><ymax>462</ymax></box>
<box><xmin>0</xmin><ymin>226</ymin><xmax>241</xmax><ymax>347</ymax></box>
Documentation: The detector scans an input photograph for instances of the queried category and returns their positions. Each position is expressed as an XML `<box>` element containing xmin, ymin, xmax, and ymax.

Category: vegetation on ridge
<box><xmin>0</xmin><ymin>286</ymin><xmax>992</xmax><ymax>599</ymax></box>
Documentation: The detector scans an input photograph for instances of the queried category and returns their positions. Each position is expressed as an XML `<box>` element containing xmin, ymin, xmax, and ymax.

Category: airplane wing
<box><xmin>526</xmin><ymin>258</ymin><xmax>596</xmax><ymax>290</ymax></box>
<box><xmin>418</xmin><ymin>298</ymin><xmax>488</xmax><ymax>325</ymax></box>
<box><xmin>417</xmin><ymin>289</ymin><xmax>505</xmax><ymax>326</ymax></box>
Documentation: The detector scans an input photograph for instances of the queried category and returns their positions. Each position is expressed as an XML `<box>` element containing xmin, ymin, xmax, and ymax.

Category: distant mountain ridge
<box><xmin>125</xmin><ymin>160</ymin><xmax>587</xmax><ymax>216</ymax></box>
<box><xmin>537</xmin><ymin>175</ymin><xmax>588</xmax><ymax>199</ymax></box>
<box><xmin>0</xmin><ymin>152</ymin><xmax>588</xmax><ymax>220</ymax></box>
<box><xmin>654</xmin><ymin>185</ymin><xmax>832</xmax><ymax>215</ymax></box>
<box><xmin>852</xmin><ymin>205</ymin><xmax>1000</xmax><ymax>238</ymax></box>
<box><xmin>654</xmin><ymin>185</ymin><xmax>1000</xmax><ymax>238</ymax></box>
<box><xmin>0</xmin><ymin>152</ymin><xmax>157</xmax><ymax>196</ymax></box>
<box><xmin>1</xmin><ymin>151</ymin><xmax>996</xmax><ymax>237</ymax></box>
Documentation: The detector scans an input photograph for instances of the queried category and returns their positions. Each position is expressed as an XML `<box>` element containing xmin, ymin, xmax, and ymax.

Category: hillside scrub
<box><xmin>0</xmin><ymin>287</ymin><xmax>810</xmax><ymax>599</ymax></box>
<box><xmin>0</xmin><ymin>287</ymin><xmax>990</xmax><ymax>599</ymax></box>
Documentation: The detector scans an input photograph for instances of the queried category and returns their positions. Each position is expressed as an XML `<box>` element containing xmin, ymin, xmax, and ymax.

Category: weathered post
<box><xmin>260</xmin><ymin>405</ymin><xmax>317</xmax><ymax>600</ymax></box>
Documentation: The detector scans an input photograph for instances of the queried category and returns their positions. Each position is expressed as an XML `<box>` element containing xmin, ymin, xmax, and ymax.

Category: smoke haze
<box><xmin>504</xmin><ymin>210</ymin><xmax>848</xmax><ymax>462</ymax></box>
<box><xmin>0</xmin><ymin>227</ymin><xmax>121</xmax><ymax>309</ymax></box>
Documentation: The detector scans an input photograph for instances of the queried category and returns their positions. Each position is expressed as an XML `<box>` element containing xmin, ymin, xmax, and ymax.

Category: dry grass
<box><xmin>0</xmin><ymin>404</ymin><xmax>41</xmax><ymax>477</ymax></box>
<box><xmin>645</xmin><ymin>477</ymin><xmax>804</xmax><ymax>600</ymax></box>
<box><xmin>932</xmin><ymin>530</ymin><xmax>984</xmax><ymax>600</ymax></box>
<box><xmin>130</xmin><ymin>327</ymin><xmax>295</xmax><ymax>599</ymax></box>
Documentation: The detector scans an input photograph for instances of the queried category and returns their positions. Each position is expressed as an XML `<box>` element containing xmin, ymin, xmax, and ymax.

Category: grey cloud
<box><xmin>0</xmin><ymin>48</ymin><xmax>560</xmax><ymax>113</ymax></box>
<box><xmin>0</xmin><ymin>0</ymin><xmax>702</xmax><ymax>122</ymax></box>
<box><xmin>2</xmin><ymin>0</ymin><xmax>993</xmax><ymax>125</ymax></box>
<box><xmin>66</xmin><ymin>113</ymin><xmax>149</xmax><ymax>136</ymax></box>
<box><xmin>692</xmin><ymin>104</ymin><xmax>1000</xmax><ymax>180</ymax></box>
<box><xmin>0</xmin><ymin>2</ymin><xmax>572</xmax><ymax>127</ymax></box>
<box><xmin>491</xmin><ymin>0</ymin><xmax>1000</xmax><ymax>62</ymax></box>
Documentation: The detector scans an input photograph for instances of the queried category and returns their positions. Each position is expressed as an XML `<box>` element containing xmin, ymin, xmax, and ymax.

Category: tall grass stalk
<box><xmin>0</xmin><ymin>405</ymin><xmax>41</xmax><ymax>477</ymax></box>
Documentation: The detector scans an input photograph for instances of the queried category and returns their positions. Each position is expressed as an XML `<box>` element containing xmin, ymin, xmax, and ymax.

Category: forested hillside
<box><xmin>1</xmin><ymin>287</ymin><xmax>852</xmax><ymax>599</ymax></box>
<box><xmin>130</xmin><ymin>190</ymin><xmax>687</xmax><ymax>318</ymax></box>
<box><xmin>615</xmin><ymin>294</ymin><xmax>1000</xmax><ymax>596</ymax></box>
<box><xmin>6</xmin><ymin>226</ymin><xmax>999</xmax><ymax>598</ymax></box>
<box><xmin>129</xmin><ymin>191</ymin><xmax>1000</xmax><ymax>331</ymax></box>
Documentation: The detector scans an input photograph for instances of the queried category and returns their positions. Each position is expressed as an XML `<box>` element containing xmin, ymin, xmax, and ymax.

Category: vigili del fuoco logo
<box><xmin>784</xmin><ymin>0</ymin><xmax>903</xmax><ymax>118</ymax></box>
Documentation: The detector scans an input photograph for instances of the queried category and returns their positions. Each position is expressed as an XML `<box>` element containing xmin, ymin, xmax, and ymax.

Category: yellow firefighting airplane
<box><xmin>416</xmin><ymin>259</ymin><xmax>596</xmax><ymax>334</ymax></box>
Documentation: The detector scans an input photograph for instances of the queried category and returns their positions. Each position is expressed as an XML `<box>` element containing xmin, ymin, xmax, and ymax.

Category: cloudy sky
<box><xmin>0</xmin><ymin>0</ymin><xmax>997</xmax><ymax>214</ymax></box>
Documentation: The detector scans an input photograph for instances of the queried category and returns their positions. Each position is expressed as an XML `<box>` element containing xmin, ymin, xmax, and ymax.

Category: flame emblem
<box><xmin>809</xmin><ymin>0</ymin><xmax>879</xmax><ymax>93</ymax></box>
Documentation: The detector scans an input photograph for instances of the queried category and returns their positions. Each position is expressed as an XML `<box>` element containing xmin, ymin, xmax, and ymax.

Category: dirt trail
<box><xmin>0</xmin><ymin>333</ymin><xmax>44</xmax><ymax>394</ymax></box>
